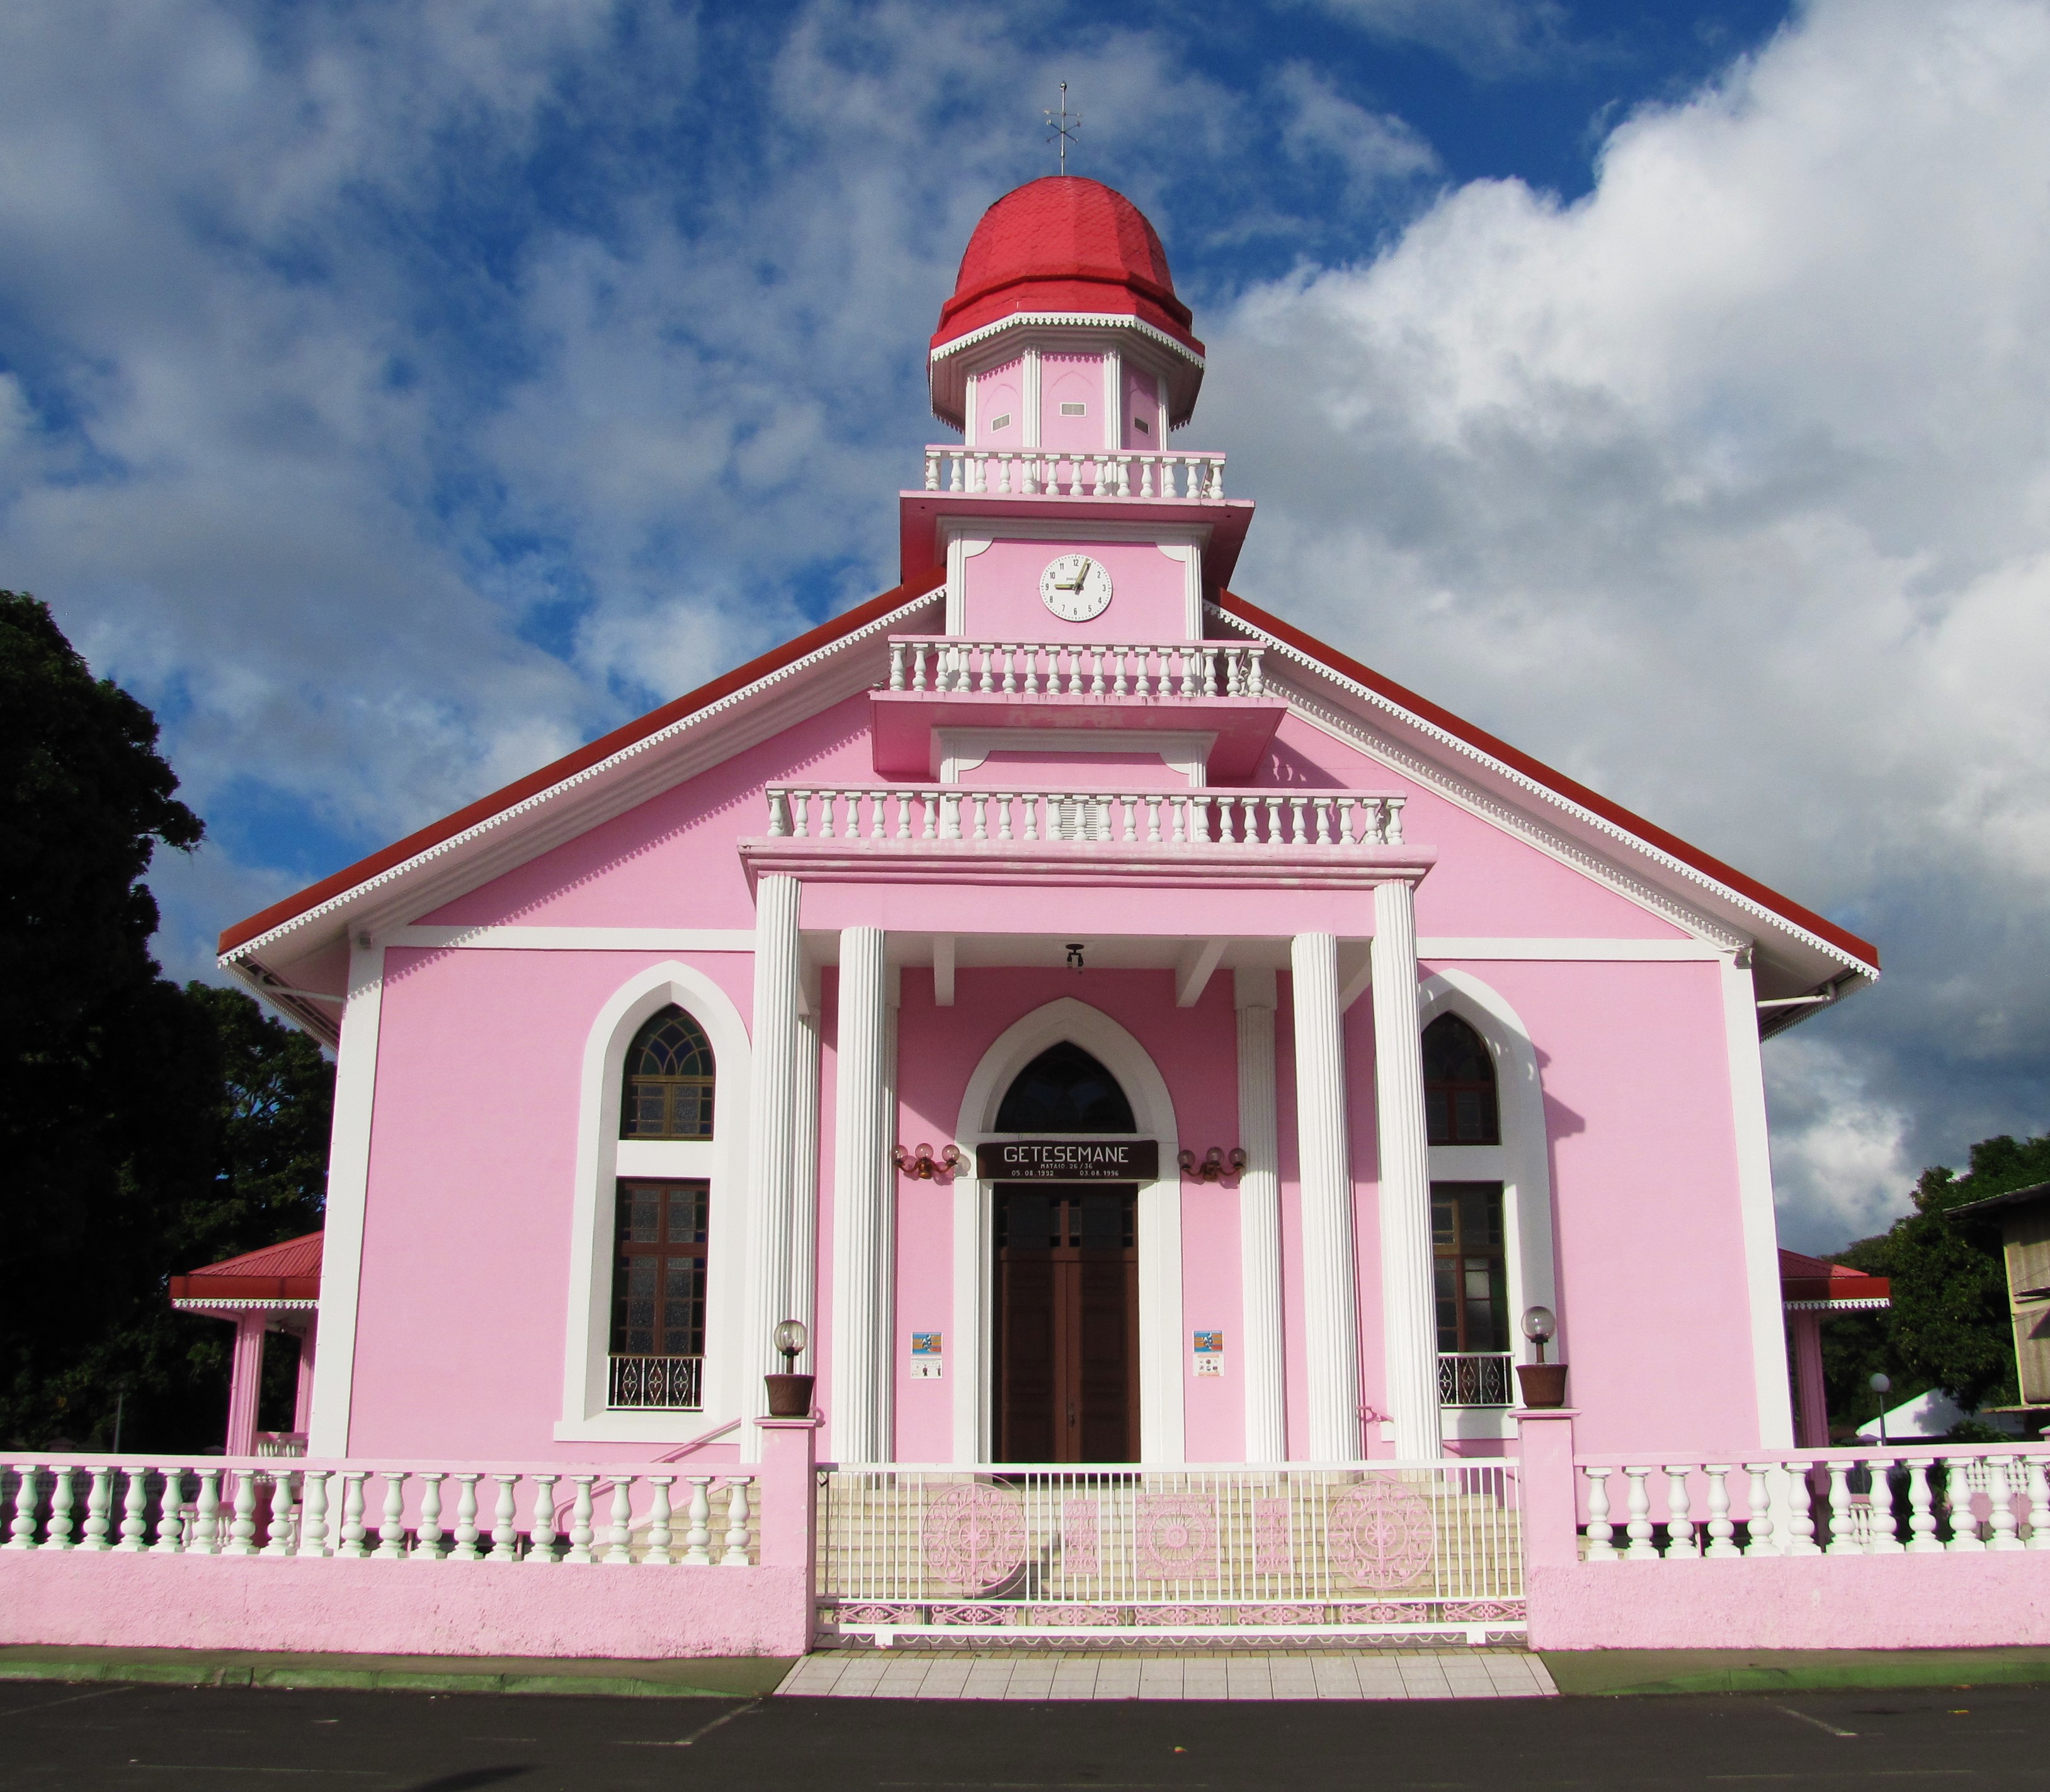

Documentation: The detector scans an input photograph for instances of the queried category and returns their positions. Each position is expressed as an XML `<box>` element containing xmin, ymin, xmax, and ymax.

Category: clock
<box><xmin>1039</xmin><ymin>553</ymin><xmax>1113</xmax><ymax>622</ymax></box>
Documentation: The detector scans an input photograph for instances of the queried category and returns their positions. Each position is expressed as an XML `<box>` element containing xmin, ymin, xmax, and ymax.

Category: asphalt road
<box><xmin>1</xmin><ymin>1676</ymin><xmax>2044</xmax><ymax>1790</ymax></box>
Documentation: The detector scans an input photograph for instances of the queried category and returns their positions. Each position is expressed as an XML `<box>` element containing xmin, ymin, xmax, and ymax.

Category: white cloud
<box><xmin>1765</xmin><ymin>1032</ymin><xmax>1915</xmax><ymax>1250</ymax></box>
<box><xmin>1297</xmin><ymin>0</ymin><xmax>1573</xmax><ymax>78</ymax></box>
<box><xmin>1207</xmin><ymin>0</ymin><xmax>2050</xmax><ymax>1242</ymax></box>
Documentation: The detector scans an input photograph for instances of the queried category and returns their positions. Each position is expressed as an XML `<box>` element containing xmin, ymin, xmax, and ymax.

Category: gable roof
<box><xmin>169</xmin><ymin>1230</ymin><xmax>324</xmax><ymax>1304</ymax></box>
<box><xmin>219</xmin><ymin>570</ymin><xmax>1876</xmax><ymax>1037</ymax></box>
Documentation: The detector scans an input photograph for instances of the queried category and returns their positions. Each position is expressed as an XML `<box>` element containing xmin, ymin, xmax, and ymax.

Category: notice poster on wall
<box><xmin>911</xmin><ymin>1332</ymin><xmax>944</xmax><ymax>1378</ymax></box>
<box><xmin>1192</xmin><ymin>1330</ymin><xmax>1225</xmax><ymax>1378</ymax></box>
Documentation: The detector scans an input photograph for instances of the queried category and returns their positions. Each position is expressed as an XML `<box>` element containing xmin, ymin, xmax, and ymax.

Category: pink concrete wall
<box><xmin>0</xmin><ymin>1554</ymin><xmax>809</xmax><ymax>1659</ymax></box>
<box><xmin>1123</xmin><ymin>363</ymin><xmax>1158</xmax><ymax>450</ymax></box>
<box><xmin>961</xmin><ymin>539</ymin><xmax>1188</xmax><ymax>643</ymax></box>
<box><xmin>1039</xmin><ymin>353</ymin><xmax>1104</xmax><ymax>450</ymax></box>
<box><xmin>973</xmin><ymin>358</ymin><xmax>1023</xmax><ymax>448</ymax></box>
<box><xmin>955</xmin><ymin>750</ymin><xmax>1189</xmax><ymax>790</ymax></box>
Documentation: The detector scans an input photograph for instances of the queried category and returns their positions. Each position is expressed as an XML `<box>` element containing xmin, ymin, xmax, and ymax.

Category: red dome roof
<box><xmin>931</xmin><ymin>177</ymin><xmax>1203</xmax><ymax>358</ymax></box>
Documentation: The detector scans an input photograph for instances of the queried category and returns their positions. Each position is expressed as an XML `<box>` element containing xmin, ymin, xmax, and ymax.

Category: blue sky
<box><xmin>6</xmin><ymin>0</ymin><xmax>2050</xmax><ymax>1249</ymax></box>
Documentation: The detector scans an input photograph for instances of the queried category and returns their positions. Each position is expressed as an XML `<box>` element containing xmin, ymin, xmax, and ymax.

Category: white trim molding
<box><xmin>389</xmin><ymin>926</ymin><xmax>756</xmax><ymax>953</ymax></box>
<box><xmin>951</xmin><ymin>997</ymin><xmax>1185</xmax><ymax>1466</ymax></box>
<box><xmin>939</xmin><ymin>728</ymin><xmax>1216</xmax><ymax>788</ymax></box>
<box><xmin>556</xmin><ymin>960</ymin><xmax>753</xmax><ymax>1444</ymax></box>
<box><xmin>1723</xmin><ymin>951</ymin><xmax>1797</xmax><ymax>1448</ymax></box>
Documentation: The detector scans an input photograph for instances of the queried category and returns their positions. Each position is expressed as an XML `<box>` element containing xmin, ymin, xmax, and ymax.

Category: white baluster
<box><xmin>969</xmin><ymin>791</ymin><xmax>989</xmax><ymax>842</ymax></box>
<box><xmin>1285</xmin><ymin>795</ymin><xmax>1309</xmax><ymax>846</ymax></box>
<box><xmin>263</xmin><ymin>1471</ymin><xmax>297</xmax><ymax>1556</ymax></box>
<box><xmin>488</xmin><ymin>1475</ymin><xmax>520</xmax><ymax>1561</ymax></box>
<box><xmin>920</xmin><ymin>792</ymin><xmax>938</xmax><ymax>840</ymax></box>
<box><xmin>414</xmin><ymin>1471</ymin><xmax>445</xmax><ymax>1559</ymax></box>
<box><xmin>1702</xmin><ymin>1466</ymin><xmax>1739</xmax><ymax>1558</ymax></box>
<box><xmin>923</xmin><ymin>450</ymin><xmax>939</xmax><ymax>491</ymax></box>
<box><xmin>224</xmin><ymin>1469</ymin><xmax>258</xmax><ymax>1556</ymax></box>
<box><xmin>449</xmin><ymin>1473</ymin><xmax>482</xmax><ymax>1560</ymax></box>
<box><xmin>297</xmin><ymin>1470</ymin><xmax>330</xmax><ymax>1557</ymax></box>
<box><xmin>2027</xmin><ymin>1457</ymin><xmax>2050</xmax><ymax>1549</ymax></box>
<box><xmin>1823</xmin><ymin>1460</ymin><xmax>1860</xmax><ymax>1554</ymax></box>
<box><xmin>373</xmin><ymin>1471</ymin><xmax>409</xmax><ymax>1559</ymax></box>
<box><xmin>527</xmin><ymin>1474</ymin><xmax>559</xmax><ymax>1564</ymax></box>
<box><xmin>1386</xmin><ymin>797</ymin><xmax>1406</xmax><ymax>845</ymax></box>
<box><xmin>644</xmin><ymin>1476</ymin><xmax>676</xmax><ymax>1565</ymax></box>
<box><xmin>683</xmin><ymin>1477</ymin><xmax>714</xmax><ymax>1565</ymax></box>
<box><xmin>720</xmin><ymin>1476</ymin><xmax>753</xmax><ymax>1566</ymax></box>
<box><xmin>887</xmin><ymin>642</ymin><xmax>906</xmax><ymax>692</ymax></box>
<box><xmin>941</xmin><ymin>790</ymin><xmax>962</xmax><ymax>841</ymax></box>
<box><xmin>6</xmin><ymin>1463</ymin><xmax>41</xmax><ymax>1549</ymax></box>
<box><xmin>191</xmin><ymin>1467</ymin><xmax>223</xmax><ymax>1556</ymax></box>
<box><xmin>1248</xmin><ymin>649</ymin><xmax>1265</xmax><ymax>697</ymax></box>
<box><xmin>1903</xmin><ymin>1459</ymin><xmax>1941</xmax><ymax>1552</ymax></box>
<box><xmin>118</xmin><ymin>1466</ymin><xmax>151</xmax><ymax>1553</ymax></box>
<box><xmin>1785</xmin><ymin>1463</ymin><xmax>1819</xmax><ymax>1555</ymax></box>
<box><xmin>1741</xmin><ymin>1464</ymin><xmax>1779</xmax><ymax>1556</ymax></box>
<box><xmin>1662</xmin><ymin>1466</ymin><xmax>1696</xmax><ymax>1558</ymax></box>
<box><xmin>1583</xmin><ymin>1468</ymin><xmax>1616</xmax><ymax>1560</ymax></box>
<box><xmin>1261</xmin><ymin>794</ymin><xmax>1284</xmax><ymax>843</ymax></box>
<box><xmin>1945</xmin><ymin>1455</ymin><xmax>1986</xmax><ymax>1551</ymax></box>
<box><xmin>1022</xmin><ymin>792</ymin><xmax>1040</xmax><ymax>843</ymax></box>
<box><xmin>605</xmin><ymin>1477</ymin><xmax>636</xmax><ymax>1565</ymax></box>
<box><xmin>335</xmin><ymin>1470</ymin><xmax>368</xmax><ymax>1558</ymax></box>
<box><xmin>45</xmin><ymin>1466</ymin><xmax>74</xmax><ymax>1551</ymax></box>
<box><xmin>81</xmin><ymin>1467</ymin><xmax>113</xmax><ymax>1552</ymax></box>
<box><xmin>1622</xmin><ymin>1468</ymin><xmax>1658</xmax><ymax>1559</ymax></box>
<box><xmin>566</xmin><ymin>1475</ymin><xmax>597</xmax><ymax>1563</ymax></box>
<box><xmin>1987</xmin><ymin>1456</ymin><xmax>2024</xmax><ymax>1550</ymax></box>
<box><xmin>947</xmin><ymin>452</ymin><xmax>963</xmax><ymax>493</ymax></box>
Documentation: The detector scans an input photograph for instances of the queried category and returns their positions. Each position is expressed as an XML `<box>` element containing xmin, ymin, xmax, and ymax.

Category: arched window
<box><xmin>995</xmin><ymin>1041</ymin><xmax>1137</xmax><ymax>1133</ymax></box>
<box><xmin>1423</xmin><ymin>1013</ymin><xmax>1498</xmax><ymax>1146</ymax></box>
<box><xmin>620</xmin><ymin>1007</ymin><xmax>715</xmax><ymax>1139</ymax></box>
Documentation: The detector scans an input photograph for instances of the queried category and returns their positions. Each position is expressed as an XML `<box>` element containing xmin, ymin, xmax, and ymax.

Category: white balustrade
<box><xmin>887</xmin><ymin>637</ymin><xmax>1265</xmax><ymax>700</ymax></box>
<box><xmin>763</xmin><ymin>784</ymin><xmax>1405</xmax><ymax>852</ymax></box>
<box><xmin>1580</xmin><ymin>1447</ymin><xmax>2050</xmax><ymax>1560</ymax></box>
<box><xmin>921</xmin><ymin>444</ymin><xmax>1226</xmax><ymax>501</ymax></box>
<box><xmin>0</xmin><ymin>1456</ymin><xmax>766</xmax><ymax>1570</ymax></box>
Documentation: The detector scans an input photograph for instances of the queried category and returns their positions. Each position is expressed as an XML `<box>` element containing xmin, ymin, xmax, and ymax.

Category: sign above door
<box><xmin>976</xmin><ymin>1139</ymin><xmax>1159</xmax><ymax>1181</ymax></box>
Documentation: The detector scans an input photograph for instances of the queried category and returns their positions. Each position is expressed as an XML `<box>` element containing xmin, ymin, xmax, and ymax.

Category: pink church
<box><xmin>217</xmin><ymin>176</ymin><xmax>1879</xmax><ymax>1491</ymax></box>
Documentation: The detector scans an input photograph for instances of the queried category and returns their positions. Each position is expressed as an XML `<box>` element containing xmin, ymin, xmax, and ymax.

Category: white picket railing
<box><xmin>923</xmin><ymin>447</ymin><xmax>1225</xmax><ymax>501</ymax></box>
<box><xmin>816</xmin><ymin>1462</ymin><xmax>1523</xmax><ymax>1645</ymax></box>
<box><xmin>1</xmin><ymin>1457</ymin><xmax>757</xmax><ymax>1566</ymax></box>
<box><xmin>887</xmin><ymin>637</ymin><xmax>1265</xmax><ymax>700</ymax></box>
<box><xmin>1576</xmin><ymin>1445</ymin><xmax>2050</xmax><ymax>1558</ymax></box>
<box><xmin>763</xmin><ymin>785</ymin><xmax>1406</xmax><ymax>850</ymax></box>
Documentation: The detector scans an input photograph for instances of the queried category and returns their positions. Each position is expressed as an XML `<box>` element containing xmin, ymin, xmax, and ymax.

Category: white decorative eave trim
<box><xmin>929</xmin><ymin>312</ymin><xmax>1205</xmax><ymax>370</ymax></box>
<box><xmin>218</xmin><ymin>588</ymin><xmax>945</xmax><ymax>969</ymax></box>
<box><xmin>172</xmin><ymin>1298</ymin><xmax>320</xmax><ymax>1313</ymax></box>
<box><xmin>1782</xmin><ymin>1297</ymin><xmax>1890</xmax><ymax>1311</ymax></box>
<box><xmin>1209</xmin><ymin>603</ymin><xmax>1879</xmax><ymax>981</ymax></box>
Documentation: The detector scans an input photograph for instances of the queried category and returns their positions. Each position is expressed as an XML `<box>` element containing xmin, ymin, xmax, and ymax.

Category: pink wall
<box><xmin>1039</xmin><ymin>353</ymin><xmax>1104</xmax><ymax>450</ymax></box>
<box><xmin>1123</xmin><ymin>363</ymin><xmax>1159</xmax><ymax>450</ymax></box>
<box><xmin>962</xmin><ymin>539</ymin><xmax>1188</xmax><ymax>643</ymax></box>
<box><xmin>973</xmin><ymin>358</ymin><xmax>1022</xmax><ymax>448</ymax></box>
<box><xmin>955</xmin><ymin>750</ymin><xmax>1190</xmax><ymax>790</ymax></box>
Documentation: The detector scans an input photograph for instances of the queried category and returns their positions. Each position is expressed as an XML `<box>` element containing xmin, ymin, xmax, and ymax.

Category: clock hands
<box><xmin>1052</xmin><ymin>561</ymin><xmax>1092</xmax><ymax>593</ymax></box>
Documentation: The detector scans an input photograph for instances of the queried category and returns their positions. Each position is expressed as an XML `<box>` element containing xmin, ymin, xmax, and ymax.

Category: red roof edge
<box><xmin>218</xmin><ymin>568</ymin><xmax>948</xmax><ymax>959</ymax></box>
<box><xmin>1219</xmin><ymin>591</ymin><xmax>1879</xmax><ymax>971</ymax></box>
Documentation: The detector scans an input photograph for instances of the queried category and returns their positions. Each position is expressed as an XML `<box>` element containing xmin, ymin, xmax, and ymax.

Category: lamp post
<box><xmin>765</xmin><ymin>1320</ymin><xmax>814</xmax><ymax>1418</ymax></box>
<box><xmin>1516</xmin><ymin>1304</ymin><xmax>1568</xmax><ymax>1408</ymax></box>
<box><xmin>1871</xmin><ymin>1371</ymin><xmax>1891</xmax><ymax>1446</ymax></box>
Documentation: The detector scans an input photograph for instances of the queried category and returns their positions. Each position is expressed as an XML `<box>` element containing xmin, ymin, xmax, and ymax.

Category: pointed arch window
<box><xmin>621</xmin><ymin>1007</ymin><xmax>715</xmax><ymax>1140</ymax></box>
<box><xmin>1423</xmin><ymin>1013</ymin><xmax>1498</xmax><ymax>1146</ymax></box>
<box><xmin>995</xmin><ymin>1041</ymin><xmax>1137</xmax><ymax>1134</ymax></box>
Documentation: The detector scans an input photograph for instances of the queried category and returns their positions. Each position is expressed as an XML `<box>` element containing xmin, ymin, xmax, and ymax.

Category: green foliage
<box><xmin>0</xmin><ymin>591</ymin><xmax>333</xmax><ymax>1449</ymax></box>
<box><xmin>1821</xmin><ymin>1131</ymin><xmax>2050</xmax><ymax>1430</ymax></box>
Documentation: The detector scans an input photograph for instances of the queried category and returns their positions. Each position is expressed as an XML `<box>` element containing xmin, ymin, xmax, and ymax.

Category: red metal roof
<box><xmin>170</xmin><ymin>1230</ymin><xmax>323</xmax><ymax>1303</ymax></box>
<box><xmin>217</xmin><ymin>573</ymin><xmax>1877</xmax><ymax>979</ymax></box>
<box><xmin>1779</xmin><ymin>1246</ymin><xmax>1890</xmax><ymax>1304</ymax></box>
<box><xmin>932</xmin><ymin>177</ymin><xmax>1203</xmax><ymax>358</ymax></box>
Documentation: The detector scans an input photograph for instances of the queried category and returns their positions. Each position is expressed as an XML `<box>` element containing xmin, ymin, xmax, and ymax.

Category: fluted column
<box><xmin>744</xmin><ymin>874</ymin><xmax>804</xmax><ymax>1456</ymax></box>
<box><xmin>1236</xmin><ymin>968</ymin><xmax>1287</xmax><ymax>1462</ymax></box>
<box><xmin>1292</xmin><ymin>933</ymin><xmax>1361</xmax><ymax>1461</ymax></box>
<box><xmin>1372</xmin><ymin>878</ymin><xmax>1441</xmax><ymax>1460</ymax></box>
<box><xmin>788</xmin><ymin>1004</ymin><xmax>821</xmax><ymax>1364</ymax></box>
<box><xmin>830</xmin><ymin>927</ymin><xmax>892</xmax><ymax>1463</ymax></box>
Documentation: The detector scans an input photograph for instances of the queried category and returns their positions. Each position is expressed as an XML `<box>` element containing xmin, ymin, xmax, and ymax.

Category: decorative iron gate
<box><xmin>816</xmin><ymin>1463</ymin><xmax>1523</xmax><ymax>1646</ymax></box>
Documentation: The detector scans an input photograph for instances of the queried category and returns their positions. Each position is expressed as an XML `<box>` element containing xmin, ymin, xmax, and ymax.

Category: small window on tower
<box><xmin>1133</xmin><ymin>416</ymin><xmax>1151</xmax><ymax>434</ymax></box>
<box><xmin>1059</xmin><ymin>401</ymin><xmax>1086</xmax><ymax>415</ymax></box>
<box><xmin>990</xmin><ymin>413</ymin><xmax>1011</xmax><ymax>431</ymax></box>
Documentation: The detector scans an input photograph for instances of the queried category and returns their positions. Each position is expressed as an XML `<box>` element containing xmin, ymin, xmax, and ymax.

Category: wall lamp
<box><xmin>894</xmin><ymin>1141</ymin><xmax>962</xmax><ymax>1181</ymax></box>
<box><xmin>1178</xmin><ymin>1146</ymin><xmax>1248</xmax><ymax>1183</ymax></box>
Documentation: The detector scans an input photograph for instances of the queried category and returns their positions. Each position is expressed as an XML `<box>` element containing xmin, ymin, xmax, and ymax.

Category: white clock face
<box><xmin>1039</xmin><ymin>552</ymin><xmax>1113</xmax><ymax>623</ymax></box>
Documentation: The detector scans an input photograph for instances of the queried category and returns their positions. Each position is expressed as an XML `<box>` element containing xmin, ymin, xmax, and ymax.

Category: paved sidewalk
<box><xmin>778</xmin><ymin>1647</ymin><xmax>1556</xmax><ymax>1700</ymax></box>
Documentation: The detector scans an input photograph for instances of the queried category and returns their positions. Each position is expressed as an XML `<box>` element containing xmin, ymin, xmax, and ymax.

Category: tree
<box><xmin>0</xmin><ymin>591</ymin><xmax>333</xmax><ymax>1449</ymax></box>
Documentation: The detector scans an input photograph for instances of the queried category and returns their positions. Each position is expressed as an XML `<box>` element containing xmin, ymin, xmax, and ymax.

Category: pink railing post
<box><xmin>754</xmin><ymin>1417</ymin><xmax>819</xmax><ymax>1571</ymax></box>
<box><xmin>1516</xmin><ymin>1407</ymin><xmax>1581</xmax><ymax>1570</ymax></box>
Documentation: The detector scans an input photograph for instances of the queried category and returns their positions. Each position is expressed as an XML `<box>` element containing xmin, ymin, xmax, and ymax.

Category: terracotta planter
<box><xmin>1516</xmin><ymin>1362</ymin><xmax>1568</xmax><ymax>1408</ymax></box>
<box><xmin>765</xmin><ymin>1373</ymin><xmax>815</xmax><ymax>1418</ymax></box>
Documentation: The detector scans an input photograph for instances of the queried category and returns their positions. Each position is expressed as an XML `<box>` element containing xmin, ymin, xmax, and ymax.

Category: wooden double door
<box><xmin>992</xmin><ymin>1184</ymin><xmax>1139</xmax><ymax>1463</ymax></box>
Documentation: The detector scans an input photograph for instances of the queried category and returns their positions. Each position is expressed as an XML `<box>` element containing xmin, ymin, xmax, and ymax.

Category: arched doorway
<box><xmin>989</xmin><ymin>1043</ymin><xmax>1141</xmax><ymax>1463</ymax></box>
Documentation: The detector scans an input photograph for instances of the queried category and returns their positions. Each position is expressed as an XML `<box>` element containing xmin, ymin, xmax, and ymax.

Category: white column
<box><xmin>743</xmin><ymin>875</ymin><xmax>804</xmax><ymax>1456</ymax></box>
<box><xmin>1372</xmin><ymin>879</ymin><xmax>1441</xmax><ymax>1461</ymax></box>
<box><xmin>1236</xmin><ymin>967</ymin><xmax>1287</xmax><ymax>1462</ymax></box>
<box><xmin>831</xmin><ymin>927</ymin><xmax>892</xmax><ymax>1463</ymax></box>
<box><xmin>1292</xmin><ymin>933</ymin><xmax>1361</xmax><ymax>1461</ymax></box>
<box><xmin>788</xmin><ymin>1003</ymin><xmax>822</xmax><ymax>1366</ymax></box>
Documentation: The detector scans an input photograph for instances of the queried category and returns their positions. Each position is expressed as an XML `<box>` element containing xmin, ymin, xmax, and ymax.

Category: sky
<box><xmin>3</xmin><ymin>0</ymin><xmax>2047</xmax><ymax>1252</ymax></box>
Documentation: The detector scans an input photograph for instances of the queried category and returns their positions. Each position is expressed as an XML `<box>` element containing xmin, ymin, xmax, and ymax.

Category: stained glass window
<box><xmin>621</xmin><ymin>1007</ymin><xmax>715</xmax><ymax>1139</ymax></box>
<box><xmin>610</xmin><ymin>1179</ymin><xmax>709</xmax><ymax>1359</ymax></box>
<box><xmin>1423</xmin><ymin>1013</ymin><xmax>1499</xmax><ymax>1146</ymax></box>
